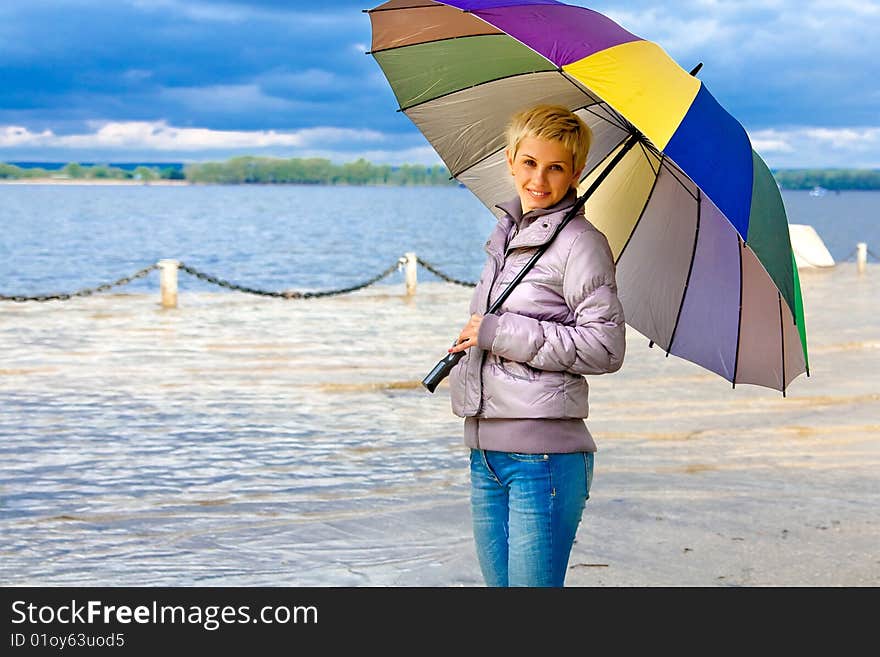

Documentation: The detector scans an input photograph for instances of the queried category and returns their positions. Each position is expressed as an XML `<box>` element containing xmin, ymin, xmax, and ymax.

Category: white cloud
<box><xmin>0</xmin><ymin>121</ymin><xmax>386</xmax><ymax>152</ymax></box>
<box><xmin>598</xmin><ymin>0</ymin><xmax>877</xmax><ymax>65</ymax></box>
<box><xmin>750</xmin><ymin>134</ymin><xmax>795</xmax><ymax>153</ymax></box>
<box><xmin>601</xmin><ymin>8</ymin><xmax>730</xmax><ymax>58</ymax></box>
<box><xmin>127</xmin><ymin>0</ymin><xmax>359</xmax><ymax>27</ymax></box>
<box><xmin>3</xmin><ymin>121</ymin><xmax>878</xmax><ymax>168</ymax></box>
<box><xmin>1</xmin><ymin>126</ymin><xmax>54</xmax><ymax>147</ymax></box>
<box><xmin>748</xmin><ymin>126</ymin><xmax>880</xmax><ymax>168</ymax></box>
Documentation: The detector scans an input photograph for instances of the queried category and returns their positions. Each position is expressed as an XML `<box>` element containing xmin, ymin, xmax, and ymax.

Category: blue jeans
<box><xmin>470</xmin><ymin>449</ymin><xmax>593</xmax><ymax>587</ymax></box>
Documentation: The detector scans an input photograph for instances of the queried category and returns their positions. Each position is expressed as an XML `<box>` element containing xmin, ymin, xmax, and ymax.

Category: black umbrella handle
<box><xmin>422</xmin><ymin>349</ymin><xmax>465</xmax><ymax>393</ymax></box>
<box><xmin>421</xmin><ymin>133</ymin><xmax>641</xmax><ymax>393</ymax></box>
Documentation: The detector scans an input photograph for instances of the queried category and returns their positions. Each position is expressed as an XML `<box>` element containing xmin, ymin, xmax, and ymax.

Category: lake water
<box><xmin>0</xmin><ymin>185</ymin><xmax>491</xmax><ymax>295</ymax></box>
<box><xmin>0</xmin><ymin>185</ymin><xmax>877</xmax><ymax>296</ymax></box>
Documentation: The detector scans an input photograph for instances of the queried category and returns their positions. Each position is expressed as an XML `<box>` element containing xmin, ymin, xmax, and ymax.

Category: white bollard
<box><xmin>405</xmin><ymin>252</ymin><xmax>417</xmax><ymax>296</ymax></box>
<box><xmin>856</xmin><ymin>243</ymin><xmax>867</xmax><ymax>274</ymax></box>
<box><xmin>158</xmin><ymin>259</ymin><xmax>180</xmax><ymax>308</ymax></box>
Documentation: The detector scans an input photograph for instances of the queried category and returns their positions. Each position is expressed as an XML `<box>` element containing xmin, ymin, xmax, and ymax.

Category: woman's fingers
<box><xmin>448</xmin><ymin>314</ymin><xmax>483</xmax><ymax>353</ymax></box>
<box><xmin>449</xmin><ymin>334</ymin><xmax>474</xmax><ymax>353</ymax></box>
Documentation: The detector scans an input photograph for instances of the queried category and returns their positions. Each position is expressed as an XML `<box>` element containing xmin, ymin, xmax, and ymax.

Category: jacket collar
<box><xmin>495</xmin><ymin>188</ymin><xmax>578</xmax><ymax>230</ymax></box>
<box><xmin>494</xmin><ymin>189</ymin><xmax>580</xmax><ymax>251</ymax></box>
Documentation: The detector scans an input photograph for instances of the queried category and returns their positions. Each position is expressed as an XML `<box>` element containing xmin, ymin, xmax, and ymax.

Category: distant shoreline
<box><xmin>4</xmin><ymin>178</ymin><xmax>880</xmax><ymax>192</ymax></box>
<box><xmin>4</xmin><ymin>160</ymin><xmax>879</xmax><ymax>189</ymax></box>
<box><xmin>0</xmin><ymin>178</ymin><xmax>190</xmax><ymax>186</ymax></box>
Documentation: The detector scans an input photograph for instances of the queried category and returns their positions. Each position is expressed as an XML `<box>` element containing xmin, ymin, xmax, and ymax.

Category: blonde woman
<box><xmin>448</xmin><ymin>105</ymin><xmax>626</xmax><ymax>587</ymax></box>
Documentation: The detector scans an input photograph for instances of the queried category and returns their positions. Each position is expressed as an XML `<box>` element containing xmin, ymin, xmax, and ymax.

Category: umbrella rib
<box><xmin>638</xmin><ymin>134</ymin><xmax>662</xmax><ymax>157</ymax></box>
<box><xmin>613</xmin><ymin>151</ymin><xmax>663</xmax><ymax>267</ymax></box>
<box><xmin>450</xmin><ymin>144</ymin><xmax>505</xmax><ymax>180</ymax></box>
<box><xmin>620</xmin><ymin>132</ymin><xmax>698</xmax><ymax>203</ymax></box>
<box><xmin>638</xmin><ymin>141</ymin><xmax>661</xmax><ymax>177</ymax></box>
<box><xmin>732</xmin><ymin>238</ymin><xmax>745</xmax><ymax>388</ymax></box>
<box><xmin>582</xmin><ymin>104</ymin><xmax>630</xmax><ymax>134</ymax></box>
<box><xmin>365</xmin><ymin>3</ymin><xmax>449</xmax><ymax>14</ymax></box>
<box><xmin>665</xmin><ymin>188</ymin><xmax>702</xmax><ymax>359</ymax></box>
<box><xmin>576</xmin><ymin>134</ymin><xmax>631</xmax><ymax>189</ymax></box>
<box><xmin>658</xmin><ymin>159</ymin><xmax>699</xmax><ymax>203</ymax></box>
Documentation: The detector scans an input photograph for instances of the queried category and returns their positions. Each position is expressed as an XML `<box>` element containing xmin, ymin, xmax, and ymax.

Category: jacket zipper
<box><xmin>473</xmin><ymin>238</ymin><xmax>508</xmax><ymax>449</ymax></box>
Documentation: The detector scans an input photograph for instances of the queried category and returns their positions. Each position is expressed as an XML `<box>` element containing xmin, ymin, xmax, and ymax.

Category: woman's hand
<box><xmin>449</xmin><ymin>314</ymin><xmax>483</xmax><ymax>354</ymax></box>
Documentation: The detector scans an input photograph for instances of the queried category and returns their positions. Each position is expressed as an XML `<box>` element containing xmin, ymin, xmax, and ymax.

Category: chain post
<box><xmin>158</xmin><ymin>259</ymin><xmax>180</xmax><ymax>308</ymax></box>
<box><xmin>404</xmin><ymin>252</ymin><xmax>417</xmax><ymax>296</ymax></box>
<box><xmin>856</xmin><ymin>243</ymin><xmax>867</xmax><ymax>274</ymax></box>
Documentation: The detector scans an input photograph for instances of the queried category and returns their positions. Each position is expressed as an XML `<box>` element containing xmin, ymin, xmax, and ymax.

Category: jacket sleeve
<box><xmin>477</xmin><ymin>227</ymin><xmax>626</xmax><ymax>375</ymax></box>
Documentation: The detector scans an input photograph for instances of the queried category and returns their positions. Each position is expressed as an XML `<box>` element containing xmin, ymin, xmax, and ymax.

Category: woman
<box><xmin>448</xmin><ymin>104</ymin><xmax>626</xmax><ymax>587</ymax></box>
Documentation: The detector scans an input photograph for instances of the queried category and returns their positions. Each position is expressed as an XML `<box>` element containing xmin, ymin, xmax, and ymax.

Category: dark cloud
<box><xmin>0</xmin><ymin>0</ymin><xmax>399</xmax><ymax>133</ymax></box>
<box><xmin>0</xmin><ymin>1</ymin><xmax>876</xmax><ymax>164</ymax></box>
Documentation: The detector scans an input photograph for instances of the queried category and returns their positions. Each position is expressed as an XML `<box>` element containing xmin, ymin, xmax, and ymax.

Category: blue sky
<box><xmin>1</xmin><ymin>0</ymin><xmax>878</xmax><ymax>168</ymax></box>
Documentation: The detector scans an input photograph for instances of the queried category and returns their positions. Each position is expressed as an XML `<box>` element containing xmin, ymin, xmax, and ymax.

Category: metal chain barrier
<box><xmin>0</xmin><ymin>264</ymin><xmax>159</xmax><ymax>303</ymax></box>
<box><xmin>841</xmin><ymin>247</ymin><xmax>879</xmax><ymax>263</ymax></box>
<box><xmin>415</xmin><ymin>256</ymin><xmax>477</xmax><ymax>287</ymax></box>
<box><xmin>0</xmin><ymin>255</ymin><xmax>475</xmax><ymax>303</ymax></box>
<box><xmin>1</xmin><ymin>243</ymin><xmax>869</xmax><ymax>304</ymax></box>
<box><xmin>177</xmin><ymin>258</ymin><xmax>407</xmax><ymax>299</ymax></box>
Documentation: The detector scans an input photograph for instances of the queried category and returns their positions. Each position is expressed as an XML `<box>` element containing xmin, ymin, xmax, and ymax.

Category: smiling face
<box><xmin>506</xmin><ymin>136</ymin><xmax>582</xmax><ymax>213</ymax></box>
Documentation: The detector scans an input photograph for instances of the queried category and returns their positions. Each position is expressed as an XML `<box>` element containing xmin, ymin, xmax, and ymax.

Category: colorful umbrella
<box><xmin>367</xmin><ymin>0</ymin><xmax>809</xmax><ymax>393</ymax></box>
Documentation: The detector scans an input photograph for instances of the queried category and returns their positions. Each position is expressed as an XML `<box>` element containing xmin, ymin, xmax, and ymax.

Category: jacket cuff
<box><xmin>477</xmin><ymin>313</ymin><xmax>501</xmax><ymax>352</ymax></box>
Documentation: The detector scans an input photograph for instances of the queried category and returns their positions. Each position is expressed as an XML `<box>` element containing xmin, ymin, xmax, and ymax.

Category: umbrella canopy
<box><xmin>367</xmin><ymin>0</ymin><xmax>809</xmax><ymax>393</ymax></box>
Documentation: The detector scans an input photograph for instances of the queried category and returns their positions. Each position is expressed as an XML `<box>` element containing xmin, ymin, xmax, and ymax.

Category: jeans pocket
<box><xmin>508</xmin><ymin>452</ymin><xmax>549</xmax><ymax>463</ymax></box>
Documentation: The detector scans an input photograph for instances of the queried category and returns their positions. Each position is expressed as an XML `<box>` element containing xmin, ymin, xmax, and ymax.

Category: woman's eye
<box><xmin>523</xmin><ymin>159</ymin><xmax>536</xmax><ymax>167</ymax></box>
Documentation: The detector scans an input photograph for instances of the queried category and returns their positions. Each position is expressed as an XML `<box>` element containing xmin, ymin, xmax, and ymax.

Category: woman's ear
<box><xmin>505</xmin><ymin>148</ymin><xmax>515</xmax><ymax>175</ymax></box>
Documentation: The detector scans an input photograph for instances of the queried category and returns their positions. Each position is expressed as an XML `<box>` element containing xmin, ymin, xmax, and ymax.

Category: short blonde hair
<box><xmin>506</xmin><ymin>104</ymin><xmax>592</xmax><ymax>175</ymax></box>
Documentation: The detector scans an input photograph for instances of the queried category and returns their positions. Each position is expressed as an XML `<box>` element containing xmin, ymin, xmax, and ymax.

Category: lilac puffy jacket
<box><xmin>449</xmin><ymin>191</ymin><xmax>626</xmax><ymax>420</ymax></box>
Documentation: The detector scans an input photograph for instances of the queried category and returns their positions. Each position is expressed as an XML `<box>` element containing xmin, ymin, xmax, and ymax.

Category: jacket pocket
<box><xmin>497</xmin><ymin>356</ymin><xmax>539</xmax><ymax>382</ymax></box>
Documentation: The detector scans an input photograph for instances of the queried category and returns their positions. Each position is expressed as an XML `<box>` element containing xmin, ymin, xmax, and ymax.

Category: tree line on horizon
<box><xmin>2</xmin><ymin>157</ymin><xmax>879</xmax><ymax>189</ymax></box>
<box><xmin>770</xmin><ymin>169</ymin><xmax>880</xmax><ymax>191</ymax></box>
<box><xmin>0</xmin><ymin>157</ymin><xmax>454</xmax><ymax>186</ymax></box>
<box><xmin>0</xmin><ymin>161</ymin><xmax>185</xmax><ymax>181</ymax></box>
<box><xmin>184</xmin><ymin>157</ymin><xmax>452</xmax><ymax>185</ymax></box>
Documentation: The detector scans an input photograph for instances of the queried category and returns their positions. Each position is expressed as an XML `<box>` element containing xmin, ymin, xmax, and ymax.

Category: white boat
<box><xmin>809</xmin><ymin>186</ymin><xmax>828</xmax><ymax>197</ymax></box>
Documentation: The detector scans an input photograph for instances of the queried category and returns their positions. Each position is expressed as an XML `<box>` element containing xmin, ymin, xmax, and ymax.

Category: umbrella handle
<box><xmin>422</xmin><ymin>348</ymin><xmax>465</xmax><ymax>393</ymax></box>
